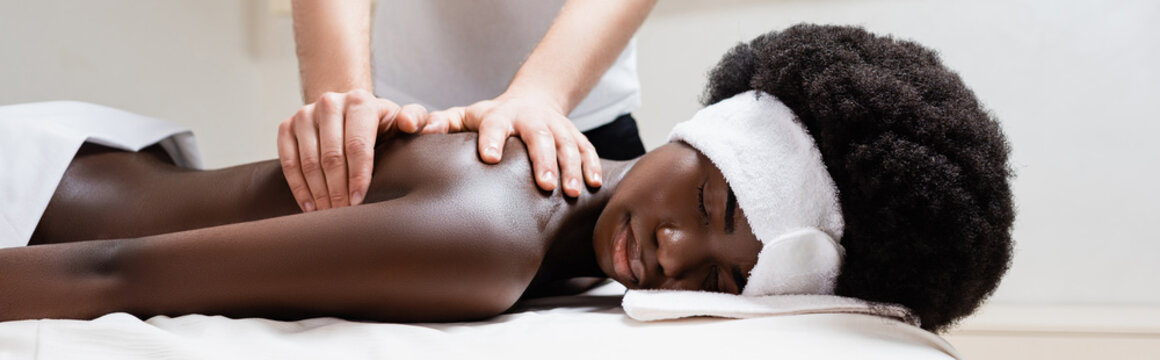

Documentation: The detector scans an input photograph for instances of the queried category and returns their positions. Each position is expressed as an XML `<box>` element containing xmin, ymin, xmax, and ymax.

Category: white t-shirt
<box><xmin>370</xmin><ymin>0</ymin><xmax>641</xmax><ymax>132</ymax></box>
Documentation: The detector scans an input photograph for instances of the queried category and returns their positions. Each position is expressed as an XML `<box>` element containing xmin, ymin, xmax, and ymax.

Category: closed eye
<box><xmin>697</xmin><ymin>183</ymin><xmax>709</xmax><ymax>225</ymax></box>
<box><xmin>724</xmin><ymin>187</ymin><xmax>737</xmax><ymax>234</ymax></box>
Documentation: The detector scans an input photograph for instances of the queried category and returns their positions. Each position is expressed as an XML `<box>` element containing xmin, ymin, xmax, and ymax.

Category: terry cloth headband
<box><xmin>666</xmin><ymin>90</ymin><xmax>845</xmax><ymax>297</ymax></box>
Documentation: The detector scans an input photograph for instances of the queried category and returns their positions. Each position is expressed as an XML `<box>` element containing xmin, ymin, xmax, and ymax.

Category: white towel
<box><xmin>0</xmin><ymin>101</ymin><xmax>201</xmax><ymax>247</ymax></box>
<box><xmin>623</xmin><ymin>290</ymin><xmax>918</xmax><ymax>326</ymax></box>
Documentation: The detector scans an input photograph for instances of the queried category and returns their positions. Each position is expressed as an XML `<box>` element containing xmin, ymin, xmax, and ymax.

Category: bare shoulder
<box><xmin>371</xmin><ymin>132</ymin><xmax>556</xmax><ymax>239</ymax></box>
<box><xmin>372</xmin><ymin>133</ymin><xmax>546</xmax><ymax>210</ymax></box>
<box><xmin>374</xmin><ymin>133</ymin><xmax>534</xmax><ymax>185</ymax></box>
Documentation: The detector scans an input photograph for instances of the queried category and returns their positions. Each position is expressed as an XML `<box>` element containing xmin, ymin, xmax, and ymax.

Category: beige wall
<box><xmin>2</xmin><ymin>0</ymin><xmax>1159</xmax><ymax>322</ymax></box>
<box><xmin>633</xmin><ymin>0</ymin><xmax>1160</xmax><ymax>307</ymax></box>
<box><xmin>0</xmin><ymin>0</ymin><xmax>301</xmax><ymax>170</ymax></box>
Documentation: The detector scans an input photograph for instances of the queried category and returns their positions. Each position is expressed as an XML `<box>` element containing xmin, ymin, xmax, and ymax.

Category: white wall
<box><xmin>0</xmin><ymin>0</ymin><xmax>301</xmax><ymax>170</ymax></box>
<box><xmin>634</xmin><ymin>0</ymin><xmax>1160</xmax><ymax>305</ymax></box>
<box><xmin>1</xmin><ymin>0</ymin><xmax>1157</xmax><ymax>305</ymax></box>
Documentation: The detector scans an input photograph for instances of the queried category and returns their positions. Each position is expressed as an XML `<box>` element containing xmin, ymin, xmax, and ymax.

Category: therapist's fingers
<box><xmin>422</xmin><ymin>109</ymin><xmax>452</xmax><ymax>134</ymax></box>
<box><xmin>315</xmin><ymin>92</ymin><xmax>350</xmax><ymax>209</ymax></box>
<box><xmin>278</xmin><ymin>113</ymin><xmax>315</xmax><ymax>213</ymax></box>
<box><xmin>424</xmin><ymin>106</ymin><xmax>470</xmax><ymax>134</ymax></box>
<box><xmin>513</xmin><ymin>120</ymin><xmax>560</xmax><ymax>193</ymax></box>
<box><xmin>572</xmin><ymin>126</ymin><xmax>603</xmax><ymax>188</ymax></box>
<box><xmin>294</xmin><ymin>102</ymin><xmax>332</xmax><ymax>211</ymax></box>
<box><xmin>470</xmin><ymin>107</ymin><xmax>515</xmax><ymax>164</ymax></box>
<box><xmin>343</xmin><ymin>90</ymin><xmax>381</xmax><ymax>207</ymax></box>
<box><xmin>394</xmin><ymin>103</ymin><xmax>430</xmax><ymax>134</ymax></box>
<box><xmin>548</xmin><ymin>119</ymin><xmax>584</xmax><ymax>197</ymax></box>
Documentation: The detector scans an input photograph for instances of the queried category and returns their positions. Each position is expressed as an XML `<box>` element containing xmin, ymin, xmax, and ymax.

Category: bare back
<box><xmin>20</xmin><ymin>133</ymin><xmax>608</xmax><ymax>322</ymax></box>
<box><xmin>35</xmin><ymin>134</ymin><xmax>554</xmax><ymax>242</ymax></box>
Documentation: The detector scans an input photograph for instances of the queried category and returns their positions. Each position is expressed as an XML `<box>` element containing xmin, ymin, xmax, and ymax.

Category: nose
<box><xmin>655</xmin><ymin>224</ymin><xmax>710</xmax><ymax>281</ymax></box>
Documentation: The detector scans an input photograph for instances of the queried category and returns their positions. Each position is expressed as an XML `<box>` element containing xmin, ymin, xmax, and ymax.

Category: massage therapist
<box><xmin>278</xmin><ymin>0</ymin><xmax>657</xmax><ymax>212</ymax></box>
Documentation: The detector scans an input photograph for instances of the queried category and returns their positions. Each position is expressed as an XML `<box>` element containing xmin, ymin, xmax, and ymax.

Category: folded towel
<box><xmin>623</xmin><ymin>290</ymin><xmax>919</xmax><ymax>326</ymax></box>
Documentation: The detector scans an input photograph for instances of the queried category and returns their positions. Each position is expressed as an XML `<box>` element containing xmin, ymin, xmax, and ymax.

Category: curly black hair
<box><xmin>704</xmin><ymin>24</ymin><xmax>1014</xmax><ymax>332</ymax></box>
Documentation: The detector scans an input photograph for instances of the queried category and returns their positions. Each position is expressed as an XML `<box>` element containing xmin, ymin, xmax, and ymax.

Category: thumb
<box><xmin>396</xmin><ymin>104</ymin><xmax>429</xmax><ymax>134</ymax></box>
<box><xmin>444</xmin><ymin>106</ymin><xmax>471</xmax><ymax>132</ymax></box>
<box><xmin>421</xmin><ymin>107</ymin><xmax>463</xmax><ymax>134</ymax></box>
<box><xmin>466</xmin><ymin>106</ymin><xmax>515</xmax><ymax>164</ymax></box>
<box><xmin>374</xmin><ymin>99</ymin><xmax>403</xmax><ymax>135</ymax></box>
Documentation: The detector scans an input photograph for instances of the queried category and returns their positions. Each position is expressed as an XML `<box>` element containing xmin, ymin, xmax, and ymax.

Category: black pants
<box><xmin>580</xmin><ymin>114</ymin><xmax>647</xmax><ymax>160</ymax></box>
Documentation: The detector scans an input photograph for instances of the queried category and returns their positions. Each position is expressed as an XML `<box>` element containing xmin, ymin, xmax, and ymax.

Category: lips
<box><xmin>612</xmin><ymin>217</ymin><xmax>640</xmax><ymax>286</ymax></box>
<box><xmin>627</xmin><ymin>225</ymin><xmax>645</xmax><ymax>287</ymax></box>
<box><xmin>612</xmin><ymin>216</ymin><xmax>645</xmax><ymax>287</ymax></box>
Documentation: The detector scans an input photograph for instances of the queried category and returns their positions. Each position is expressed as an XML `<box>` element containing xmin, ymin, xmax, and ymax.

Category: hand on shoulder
<box><xmin>277</xmin><ymin>89</ymin><xmax>428</xmax><ymax>212</ymax></box>
<box><xmin>424</xmin><ymin>92</ymin><xmax>604</xmax><ymax>198</ymax></box>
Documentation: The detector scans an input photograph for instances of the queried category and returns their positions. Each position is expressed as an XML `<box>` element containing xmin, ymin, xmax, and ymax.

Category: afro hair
<box><xmin>703</xmin><ymin>24</ymin><xmax>1014</xmax><ymax>332</ymax></box>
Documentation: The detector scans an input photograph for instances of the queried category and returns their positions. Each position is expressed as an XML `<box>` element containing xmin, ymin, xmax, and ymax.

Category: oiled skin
<box><xmin>5</xmin><ymin>133</ymin><xmax>628</xmax><ymax>322</ymax></box>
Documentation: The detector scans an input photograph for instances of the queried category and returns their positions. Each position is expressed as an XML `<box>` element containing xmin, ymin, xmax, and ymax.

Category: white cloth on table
<box><xmin>0</xmin><ymin>281</ymin><xmax>960</xmax><ymax>360</ymax></box>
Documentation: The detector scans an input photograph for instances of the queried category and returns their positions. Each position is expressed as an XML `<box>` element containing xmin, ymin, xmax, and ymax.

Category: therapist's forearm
<box><xmin>506</xmin><ymin>0</ymin><xmax>657</xmax><ymax>112</ymax></box>
<box><xmin>291</xmin><ymin>0</ymin><xmax>373</xmax><ymax>103</ymax></box>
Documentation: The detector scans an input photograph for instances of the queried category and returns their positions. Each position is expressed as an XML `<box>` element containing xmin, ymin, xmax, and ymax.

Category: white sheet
<box><xmin>0</xmin><ymin>101</ymin><xmax>200</xmax><ymax>247</ymax></box>
<box><xmin>0</xmin><ymin>282</ymin><xmax>960</xmax><ymax>360</ymax></box>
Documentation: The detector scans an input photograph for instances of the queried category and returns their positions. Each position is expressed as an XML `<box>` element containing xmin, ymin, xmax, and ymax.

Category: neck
<box><xmin>539</xmin><ymin>158</ymin><xmax>639</xmax><ymax>279</ymax></box>
<box><xmin>571</xmin><ymin>158</ymin><xmax>639</xmax><ymax>217</ymax></box>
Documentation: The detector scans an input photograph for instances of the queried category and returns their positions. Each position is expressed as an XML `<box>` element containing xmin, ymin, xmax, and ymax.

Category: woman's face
<box><xmin>594</xmin><ymin>142</ymin><xmax>762</xmax><ymax>294</ymax></box>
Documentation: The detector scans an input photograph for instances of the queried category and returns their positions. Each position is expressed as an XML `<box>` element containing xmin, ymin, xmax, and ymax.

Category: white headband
<box><xmin>667</xmin><ymin>90</ymin><xmax>845</xmax><ymax>296</ymax></box>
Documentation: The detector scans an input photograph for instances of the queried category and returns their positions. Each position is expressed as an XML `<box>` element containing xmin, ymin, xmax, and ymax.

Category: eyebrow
<box><xmin>724</xmin><ymin>187</ymin><xmax>737</xmax><ymax>234</ymax></box>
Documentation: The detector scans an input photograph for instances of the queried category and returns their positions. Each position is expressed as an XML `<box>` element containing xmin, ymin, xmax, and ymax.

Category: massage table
<box><xmin>0</xmin><ymin>282</ymin><xmax>960</xmax><ymax>359</ymax></box>
<box><xmin>0</xmin><ymin>102</ymin><xmax>959</xmax><ymax>359</ymax></box>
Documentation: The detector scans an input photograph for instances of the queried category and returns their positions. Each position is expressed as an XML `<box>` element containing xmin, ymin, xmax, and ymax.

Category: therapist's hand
<box><xmin>278</xmin><ymin>89</ymin><xmax>429</xmax><ymax>212</ymax></box>
<box><xmin>424</xmin><ymin>92</ymin><xmax>602</xmax><ymax>198</ymax></box>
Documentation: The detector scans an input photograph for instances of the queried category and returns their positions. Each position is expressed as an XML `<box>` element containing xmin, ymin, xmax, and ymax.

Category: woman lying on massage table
<box><xmin>0</xmin><ymin>24</ymin><xmax>1013</xmax><ymax>333</ymax></box>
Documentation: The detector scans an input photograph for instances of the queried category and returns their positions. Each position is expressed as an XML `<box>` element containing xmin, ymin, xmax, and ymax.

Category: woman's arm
<box><xmin>0</xmin><ymin>196</ymin><xmax>542</xmax><ymax>322</ymax></box>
